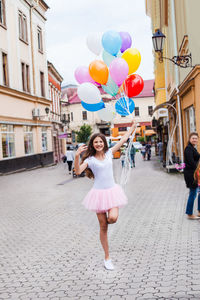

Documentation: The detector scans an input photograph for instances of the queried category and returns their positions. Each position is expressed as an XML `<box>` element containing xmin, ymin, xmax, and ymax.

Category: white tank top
<box><xmin>85</xmin><ymin>149</ymin><xmax>115</xmax><ymax>189</ymax></box>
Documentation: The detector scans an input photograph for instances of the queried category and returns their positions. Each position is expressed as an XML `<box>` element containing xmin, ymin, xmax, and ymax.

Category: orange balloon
<box><xmin>89</xmin><ymin>60</ymin><xmax>109</xmax><ymax>85</ymax></box>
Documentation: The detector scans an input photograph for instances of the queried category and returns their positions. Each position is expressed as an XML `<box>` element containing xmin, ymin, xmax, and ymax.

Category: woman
<box><xmin>141</xmin><ymin>143</ymin><xmax>146</xmax><ymax>161</ymax></box>
<box><xmin>184</xmin><ymin>132</ymin><xmax>200</xmax><ymax>219</ymax></box>
<box><xmin>66</xmin><ymin>146</ymin><xmax>74</xmax><ymax>175</ymax></box>
<box><xmin>74</xmin><ymin>122</ymin><xmax>136</xmax><ymax>270</ymax></box>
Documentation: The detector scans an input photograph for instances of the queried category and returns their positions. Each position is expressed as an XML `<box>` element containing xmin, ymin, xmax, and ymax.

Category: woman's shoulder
<box><xmin>84</xmin><ymin>155</ymin><xmax>94</xmax><ymax>162</ymax></box>
<box><xmin>106</xmin><ymin>148</ymin><xmax>113</xmax><ymax>157</ymax></box>
<box><xmin>184</xmin><ymin>143</ymin><xmax>193</xmax><ymax>152</ymax></box>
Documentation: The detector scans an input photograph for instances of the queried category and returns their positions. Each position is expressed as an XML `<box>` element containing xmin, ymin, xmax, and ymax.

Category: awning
<box><xmin>58</xmin><ymin>133</ymin><xmax>68</xmax><ymax>139</ymax></box>
<box><xmin>145</xmin><ymin>130</ymin><xmax>156</xmax><ymax>136</ymax></box>
<box><xmin>112</xmin><ymin>135</ymin><xmax>123</xmax><ymax>141</ymax></box>
<box><xmin>135</xmin><ymin>127</ymin><xmax>141</xmax><ymax>134</ymax></box>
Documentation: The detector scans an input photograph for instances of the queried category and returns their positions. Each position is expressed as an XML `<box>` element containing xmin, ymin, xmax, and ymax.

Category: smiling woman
<box><xmin>184</xmin><ymin>132</ymin><xmax>200</xmax><ymax>219</ymax></box>
<box><xmin>73</xmin><ymin>122</ymin><xmax>136</xmax><ymax>270</ymax></box>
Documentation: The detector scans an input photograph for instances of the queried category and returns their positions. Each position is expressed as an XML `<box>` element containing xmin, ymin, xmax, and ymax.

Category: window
<box><xmin>21</xmin><ymin>62</ymin><xmax>30</xmax><ymax>92</ymax></box>
<box><xmin>135</xmin><ymin>107</ymin><xmax>140</xmax><ymax>116</ymax></box>
<box><xmin>1</xmin><ymin>125</ymin><xmax>15</xmax><ymax>158</ymax></box>
<box><xmin>24</xmin><ymin>126</ymin><xmax>33</xmax><ymax>154</ymax></box>
<box><xmin>71</xmin><ymin>112</ymin><xmax>73</xmax><ymax>122</ymax></box>
<box><xmin>40</xmin><ymin>72</ymin><xmax>45</xmax><ymax>97</ymax></box>
<box><xmin>148</xmin><ymin>106</ymin><xmax>153</xmax><ymax>116</ymax></box>
<box><xmin>37</xmin><ymin>26</ymin><xmax>43</xmax><ymax>52</ymax></box>
<box><xmin>82</xmin><ymin>111</ymin><xmax>87</xmax><ymax>120</ymax></box>
<box><xmin>67</xmin><ymin>113</ymin><xmax>70</xmax><ymax>122</ymax></box>
<box><xmin>185</xmin><ymin>106</ymin><xmax>196</xmax><ymax>140</ymax></box>
<box><xmin>41</xmin><ymin>127</ymin><xmax>48</xmax><ymax>152</ymax></box>
<box><xmin>72</xmin><ymin>131</ymin><xmax>76</xmax><ymax>143</ymax></box>
<box><xmin>0</xmin><ymin>0</ymin><xmax>6</xmax><ymax>27</ymax></box>
<box><xmin>2</xmin><ymin>52</ymin><xmax>9</xmax><ymax>86</ymax></box>
<box><xmin>18</xmin><ymin>11</ymin><xmax>28</xmax><ymax>43</ymax></box>
<box><xmin>119</xmin><ymin>127</ymin><xmax>127</xmax><ymax>132</ymax></box>
<box><xmin>121</xmin><ymin>115</ymin><xmax>126</xmax><ymax>118</ymax></box>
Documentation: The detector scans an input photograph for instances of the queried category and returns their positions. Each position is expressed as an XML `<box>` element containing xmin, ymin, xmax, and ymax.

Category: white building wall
<box><xmin>0</xmin><ymin>0</ymin><xmax>52</xmax><ymax>163</ymax></box>
<box><xmin>32</xmin><ymin>9</ymin><xmax>48</xmax><ymax>97</ymax></box>
<box><xmin>64</xmin><ymin>96</ymin><xmax>155</xmax><ymax>133</ymax></box>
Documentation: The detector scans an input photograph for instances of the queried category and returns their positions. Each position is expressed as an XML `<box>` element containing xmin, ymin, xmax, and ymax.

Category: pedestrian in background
<box><xmin>121</xmin><ymin>146</ymin><xmax>126</xmax><ymax>168</ymax></box>
<box><xmin>145</xmin><ymin>141</ymin><xmax>152</xmax><ymax>160</ymax></box>
<box><xmin>66</xmin><ymin>146</ymin><xmax>74</xmax><ymax>175</ymax></box>
<box><xmin>184</xmin><ymin>132</ymin><xmax>200</xmax><ymax>219</ymax></box>
<box><xmin>141</xmin><ymin>142</ymin><xmax>146</xmax><ymax>161</ymax></box>
<box><xmin>74</xmin><ymin>122</ymin><xmax>136</xmax><ymax>270</ymax></box>
<box><xmin>130</xmin><ymin>144</ymin><xmax>136</xmax><ymax>167</ymax></box>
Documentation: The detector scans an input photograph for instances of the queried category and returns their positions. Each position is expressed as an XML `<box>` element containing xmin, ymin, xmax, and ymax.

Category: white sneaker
<box><xmin>104</xmin><ymin>259</ymin><xmax>114</xmax><ymax>270</ymax></box>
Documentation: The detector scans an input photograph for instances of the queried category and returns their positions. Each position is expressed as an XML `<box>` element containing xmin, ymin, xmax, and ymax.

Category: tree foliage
<box><xmin>76</xmin><ymin>124</ymin><xmax>92</xmax><ymax>143</ymax></box>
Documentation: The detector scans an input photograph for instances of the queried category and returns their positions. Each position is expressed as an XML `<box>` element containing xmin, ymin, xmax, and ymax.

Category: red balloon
<box><xmin>123</xmin><ymin>74</ymin><xmax>144</xmax><ymax>98</ymax></box>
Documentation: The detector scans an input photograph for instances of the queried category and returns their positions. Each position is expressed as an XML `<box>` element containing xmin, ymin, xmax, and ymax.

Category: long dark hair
<box><xmin>82</xmin><ymin>133</ymin><xmax>108</xmax><ymax>179</ymax></box>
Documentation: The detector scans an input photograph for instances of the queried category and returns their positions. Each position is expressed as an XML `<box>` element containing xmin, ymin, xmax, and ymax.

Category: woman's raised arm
<box><xmin>111</xmin><ymin>121</ymin><xmax>136</xmax><ymax>154</ymax></box>
<box><xmin>74</xmin><ymin>145</ymin><xmax>88</xmax><ymax>175</ymax></box>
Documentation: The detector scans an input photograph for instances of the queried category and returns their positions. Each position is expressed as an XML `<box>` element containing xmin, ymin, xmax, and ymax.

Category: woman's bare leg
<box><xmin>107</xmin><ymin>207</ymin><xmax>119</xmax><ymax>224</ymax></box>
<box><xmin>96</xmin><ymin>212</ymin><xmax>109</xmax><ymax>260</ymax></box>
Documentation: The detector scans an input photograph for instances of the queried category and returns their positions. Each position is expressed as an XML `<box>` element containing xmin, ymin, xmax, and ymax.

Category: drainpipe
<box><xmin>29</xmin><ymin>5</ymin><xmax>36</xmax><ymax>95</ymax></box>
<box><xmin>170</xmin><ymin>0</ymin><xmax>184</xmax><ymax>163</ymax></box>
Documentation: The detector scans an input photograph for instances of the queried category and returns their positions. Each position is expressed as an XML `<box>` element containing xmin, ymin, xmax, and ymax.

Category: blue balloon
<box><xmin>81</xmin><ymin>100</ymin><xmax>105</xmax><ymax>112</ymax></box>
<box><xmin>102</xmin><ymin>30</ymin><xmax>122</xmax><ymax>56</ymax></box>
<box><xmin>115</xmin><ymin>97</ymin><xmax>135</xmax><ymax>116</ymax></box>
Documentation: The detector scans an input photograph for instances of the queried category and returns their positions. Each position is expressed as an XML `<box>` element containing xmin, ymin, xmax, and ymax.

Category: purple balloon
<box><xmin>74</xmin><ymin>66</ymin><xmax>95</xmax><ymax>84</ymax></box>
<box><xmin>109</xmin><ymin>58</ymin><xmax>129</xmax><ymax>87</ymax></box>
<box><xmin>119</xmin><ymin>32</ymin><xmax>132</xmax><ymax>53</ymax></box>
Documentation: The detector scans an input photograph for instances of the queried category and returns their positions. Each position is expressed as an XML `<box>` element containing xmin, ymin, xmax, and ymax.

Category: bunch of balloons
<box><xmin>75</xmin><ymin>30</ymin><xmax>144</xmax><ymax>121</ymax></box>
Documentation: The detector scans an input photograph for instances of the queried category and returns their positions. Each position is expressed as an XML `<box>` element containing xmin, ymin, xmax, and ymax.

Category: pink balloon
<box><xmin>109</xmin><ymin>58</ymin><xmax>129</xmax><ymax>87</ymax></box>
<box><xmin>74</xmin><ymin>66</ymin><xmax>95</xmax><ymax>84</ymax></box>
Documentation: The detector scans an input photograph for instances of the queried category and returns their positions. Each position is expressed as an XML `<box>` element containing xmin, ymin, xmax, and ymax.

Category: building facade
<box><xmin>0</xmin><ymin>0</ymin><xmax>53</xmax><ymax>174</ymax></box>
<box><xmin>61</xmin><ymin>80</ymin><xmax>155</xmax><ymax>143</ymax></box>
<box><xmin>146</xmin><ymin>0</ymin><xmax>200</xmax><ymax>169</ymax></box>
<box><xmin>113</xmin><ymin>80</ymin><xmax>155</xmax><ymax>140</ymax></box>
<box><xmin>47</xmin><ymin>61</ymin><xmax>65</xmax><ymax>163</ymax></box>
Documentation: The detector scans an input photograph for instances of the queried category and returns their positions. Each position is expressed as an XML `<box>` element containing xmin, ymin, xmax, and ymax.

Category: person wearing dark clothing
<box><xmin>130</xmin><ymin>145</ymin><xmax>136</xmax><ymax>167</ymax></box>
<box><xmin>184</xmin><ymin>132</ymin><xmax>200</xmax><ymax>219</ymax></box>
<box><xmin>66</xmin><ymin>146</ymin><xmax>74</xmax><ymax>175</ymax></box>
<box><xmin>145</xmin><ymin>142</ymin><xmax>152</xmax><ymax>161</ymax></box>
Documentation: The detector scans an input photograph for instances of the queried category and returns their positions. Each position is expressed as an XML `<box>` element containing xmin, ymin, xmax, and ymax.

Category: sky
<box><xmin>45</xmin><ymin>0</ymin><xmax>154</xmax><ymax>87</ymax></box>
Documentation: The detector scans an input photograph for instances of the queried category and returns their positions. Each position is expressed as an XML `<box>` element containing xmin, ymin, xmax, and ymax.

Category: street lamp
<box><xmin>152</xmin><ymin>29</ymin><xmax>166</xmax><ymax>53</ymax></box>
<box><xmin>152</xmin><ymin>29</ymin><xmax>192</xmax><ymax>68</ymax></box>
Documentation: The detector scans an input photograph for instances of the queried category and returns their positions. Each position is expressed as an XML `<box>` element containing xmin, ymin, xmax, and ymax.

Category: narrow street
<box><xmin>0</xmin><ymin>153</ymin><xmax>200</xmax><ymax>300</ymax></box>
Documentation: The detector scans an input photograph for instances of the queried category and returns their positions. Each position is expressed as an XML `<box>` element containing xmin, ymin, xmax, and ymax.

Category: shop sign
<box><xmin>158</xmin><ymin>108</ymin><xmax>168</xmax><ymax>118</ymax></box>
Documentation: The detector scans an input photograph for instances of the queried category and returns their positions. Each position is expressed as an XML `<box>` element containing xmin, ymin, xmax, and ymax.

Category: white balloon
<box><xmin>98</xmin><ymin>103</ymin><xmax>116</xmax><ymax>122</ymax></box>
<box><xmin>86</xmin><ymin>33</ymin><xmax>102</xmax><ymax>56</ymax></box>
<box><xmin>77</xmin><ymin>82</ymin><xmax>101</xmax><ymax>104</ymax></box>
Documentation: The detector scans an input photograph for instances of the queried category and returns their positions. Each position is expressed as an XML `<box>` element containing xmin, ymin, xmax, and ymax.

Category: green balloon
<box><xmin>102</xmin><ymin>50</ymin><xmax>122</xmax><ymax>67</ymax></box>
<box><xmin>102</xmin><ymin>76</ymin><xmax>119</xmax><ymax>96</ymax></box>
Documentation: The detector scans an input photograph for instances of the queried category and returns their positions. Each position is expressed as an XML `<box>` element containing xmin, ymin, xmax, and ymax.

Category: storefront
<box><xmin>0</xmin><ymin>122</ymin><xmax>53</xmax><ymax>174</ymax></box>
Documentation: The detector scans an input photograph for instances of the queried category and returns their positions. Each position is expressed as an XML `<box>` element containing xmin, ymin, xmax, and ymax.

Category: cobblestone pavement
<box><xmin>0</xmin><ymin>153</ymin><xmax>200</xmax><ymax>300</ymax></box>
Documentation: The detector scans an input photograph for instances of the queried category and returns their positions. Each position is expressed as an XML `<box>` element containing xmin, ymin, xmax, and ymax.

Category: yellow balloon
<box><xmin>121</xmin><ymin>48</ymin><xmax>141</xmax><ymax>74</ymax></box>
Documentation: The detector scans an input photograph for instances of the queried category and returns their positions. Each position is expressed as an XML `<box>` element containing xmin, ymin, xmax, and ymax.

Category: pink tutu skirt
<box><xmin>82</xmin><ymin>184</ymin><xmax>128</xmax><ymax>213</ymax></box>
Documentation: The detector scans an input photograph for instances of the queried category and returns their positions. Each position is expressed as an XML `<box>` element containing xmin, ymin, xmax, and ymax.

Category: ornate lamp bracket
<box><xmin>160</xmin><ymin>53</ymin><xmax>193</xmax><ymax>68</ymax></box>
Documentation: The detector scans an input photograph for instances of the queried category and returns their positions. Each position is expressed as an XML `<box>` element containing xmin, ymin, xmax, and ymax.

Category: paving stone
<box><xmin>0</xmin><ymin>155</ymin><xmax>199</xmax><ymax>299</ymax></box>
